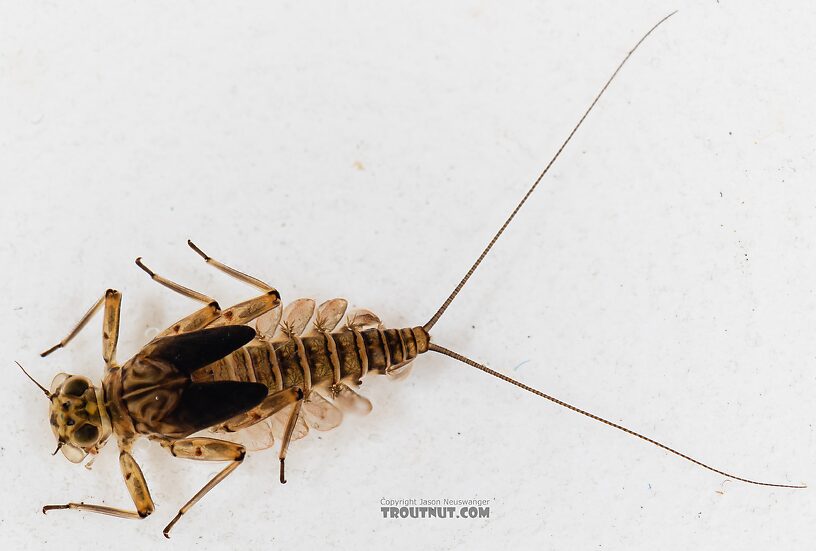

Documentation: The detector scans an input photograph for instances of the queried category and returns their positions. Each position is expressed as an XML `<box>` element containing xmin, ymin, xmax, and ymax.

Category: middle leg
<box><xmin>159</xmin><ymin>437</ymin><xmax>247</xmax><ymax>538</ymax></box>
<box><xmin>136</xmin><ymin>253</ymin><xmax>280</xmax><ymax>334</ymax></box>
<box><xmin>135</xmin><ymin>257</ymin><xmax>222</xmax><ymax>339</ymax></box>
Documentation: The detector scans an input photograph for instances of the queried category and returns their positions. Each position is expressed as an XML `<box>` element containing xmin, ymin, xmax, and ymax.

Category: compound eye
<box><xmin>61</xmin><ymin>442</ymin><xmax>87</xmax><ymax>463</ymax></box>
<box><xmin>72</xmin><ymin>424</ymin><xmax>99</xmax><ymax>446</ymax></box>
<box><xmin>50</xmin><ymin>373</ymin><xmax>70</xmax><ymax>394</ymax></box>
<box><xmin>61</xmin><ymin>376</ymin><xmax>90</xmax><ymax>397</ymax></box>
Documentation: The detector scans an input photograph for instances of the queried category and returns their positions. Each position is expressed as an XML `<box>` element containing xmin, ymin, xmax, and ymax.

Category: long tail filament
<box><xmin>429</xmin><ymin>343</ymin><xmax>804</xmax><ymax>489</ymax></box>
<box><xmin>424</xmin><ymin>11</ymin><xmax>677</xmax><ymax>331</ymax></box>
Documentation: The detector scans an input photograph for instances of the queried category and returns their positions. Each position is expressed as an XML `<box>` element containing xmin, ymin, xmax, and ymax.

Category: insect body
<box><xmin>30</xmin><ymin>241</ymin><xmax>437</xmax><ymax>537</ymax></box>
<box><xmin>23</xmin><ymin>11</ymin><xmax>804</xmax><ymax>539</ymax></box>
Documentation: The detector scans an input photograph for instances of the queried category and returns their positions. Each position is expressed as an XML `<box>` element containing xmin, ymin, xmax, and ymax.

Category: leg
<box><xmin>207</xmin><ymin>291</ymin><xmax>281</xmax><ymax>328</ymax></box>
<box><xmin>220</xmin><ymin>387</ymin><xmax>303</xmax><ymax>432</ymax></box>
<box><xmin>188</xmin><ymin>240</ymin><xmax>276</xmax><ymax>293</ymax></box>
<box><xmin>43</xmin><ymin>450</ymin><xmax>154</xmax><ymax>520</ymax></box>
<box><xmin>278</xmin><ymin>397</ymin><xmax>304</xmax><ymax>484</ymax></box>
<box><xmin>102</xmin><ymin>290</ymin><xmax>122</xmax><ymax>365</ymax></box>
<box><xmin>159</xmin><ymin>437</ymin><xmax>247</xmax><ymax>538</ymax></box>
<box><xmin>41</xmin><ymin>289</ymin><xmax>122</xmax><ymax>368</ymax></box>
<box><xmin>187</xmin><ymin>241</ymin><xmax>282</xmax><ymax>327</ymax></box>
<box><xmin>137</xmin><ymin>253</ymin><xmax>279</xmax><ymax>332</ymax></box>
<box><xmin>135</xmin><ymin>257</ymin><xmax>223</xmax><ymax>338</ymax></box>
<box><xmin>154</xmin><ymin>301</ymin><xmax>222</xmax><ymax>340</ymax></box>
<box><xmin>136</xmin><ymin>256</ymin><xmax>217</xmax><ymax>305</ymax></box>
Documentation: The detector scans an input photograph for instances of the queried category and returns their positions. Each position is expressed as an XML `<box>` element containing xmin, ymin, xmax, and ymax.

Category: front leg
<box><xmin>41</xmin><ymin>289</ymin><xmax>122</xmax><ymax>367</ymax></box>
<box><xmin>42</xmin><ymin>450</ymin><xmax>154</xmax><ymax>520</ymax></box>
<box><xmin>159</xmin><ymin>437</ymin><xmax>246</xmax><ymax>538</ymax></box>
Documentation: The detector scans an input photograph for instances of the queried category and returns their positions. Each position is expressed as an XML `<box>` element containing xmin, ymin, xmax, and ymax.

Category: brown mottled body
<box><xmin>37</xmin><ymin>239</ymin><xmax>432</xmax><ymax>537</ymax></box>
<box><xmin>191</xmin><ymin>327</ymin><xmax>429</xmax><ymax>396</ymax></box>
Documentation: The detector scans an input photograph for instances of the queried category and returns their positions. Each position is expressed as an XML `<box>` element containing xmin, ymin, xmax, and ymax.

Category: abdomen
<box><xmin>191</xmin><ymin>326</ymin><xmax>429</xmax><ymax>394</ymax></box>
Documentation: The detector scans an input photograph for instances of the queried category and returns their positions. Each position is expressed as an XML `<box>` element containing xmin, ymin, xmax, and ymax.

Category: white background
<box><xmin>2</xmin><ymin>1</ymin><xmax>815</xmax><ymax>549</ymax></box>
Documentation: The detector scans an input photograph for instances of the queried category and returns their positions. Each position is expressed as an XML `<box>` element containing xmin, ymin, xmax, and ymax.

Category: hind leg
<box><xmin>185</xmin><ymin>240</ymin><xmax>282</xmax><ymax>328</ymax></box>
<box><xmin>219</xmin><ymin>387</ymin><xmax>303</xmax><ymax>432</ymax></box>
<box><xmin>187</xmin><ymin>240</ymin><xmax>276</xmax><ymax>293</ymax></box>
<box><xmin>277</xmin><ymin>397</ymin><xmax>306</xmax><ymax>484</ymax></box>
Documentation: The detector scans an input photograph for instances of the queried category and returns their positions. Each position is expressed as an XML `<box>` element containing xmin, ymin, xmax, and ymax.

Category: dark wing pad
<box><xmin>145</xmin><ymin>325</ymin><xmax>257</xmax><ymax>374</ymax></box>
<box><xmin>169</xmin><ymin>381</ymin><xmax>268</xmax><ymax>433</ymax></box>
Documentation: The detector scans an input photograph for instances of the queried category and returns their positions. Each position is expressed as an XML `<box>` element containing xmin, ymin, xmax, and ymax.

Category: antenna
<box><xmin>17</xmin><ymin>361</ymin><xmax>51</xmax><ymax>398</ymax></box>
